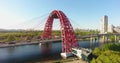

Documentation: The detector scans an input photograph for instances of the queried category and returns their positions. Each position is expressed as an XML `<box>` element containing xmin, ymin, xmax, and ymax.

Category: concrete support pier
<box><xmin>60</xmin><ymin>52</ymin><xmax>73</xmax><ymax>59</ymax></box>
<box><xmin>114</xmin><ymin>35</ymin><xmax>117</xmax><ymax>42</ymax></box>
<box><xmin>90</xmin><ymin>36</ymin><xmax>93</xmax><ymax>49</ymax></box>
<box><xmin>101</xmin><ymin>35</ymin><xmax>105</xmax><ymax>43</ymax></box>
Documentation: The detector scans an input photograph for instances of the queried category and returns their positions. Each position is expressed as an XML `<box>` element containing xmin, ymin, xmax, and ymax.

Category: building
<box><xmin>100</xmin><ymin>15</ymin><xmax>120</xmax><ymax>33</ymax></box>
<box><xmin>108</xmin><ymin>24</ymin><xmax>114</xmax><ymax>33</ymax></box>
<box><xmin>100</xmin><ymin>15</ymin><xmax>108</xmax><ymax>34</ymax></box>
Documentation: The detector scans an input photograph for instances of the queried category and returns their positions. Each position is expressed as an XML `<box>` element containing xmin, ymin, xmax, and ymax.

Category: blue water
<box><xmin>0</xmin><ymin>41</ymin><xmax>100</xmax><ymax>63</ymax></box>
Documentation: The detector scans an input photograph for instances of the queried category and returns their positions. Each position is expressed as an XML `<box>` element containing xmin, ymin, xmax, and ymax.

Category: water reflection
<box><xmin>40</xmin><ymin>42</ymin><xmax>52</xmax><ymax>55</ymax></box>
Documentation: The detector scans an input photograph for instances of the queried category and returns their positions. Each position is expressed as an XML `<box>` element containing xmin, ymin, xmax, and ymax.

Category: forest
<box><xmin>91</xmin><ymin>43</ymin><xmax>120</xmax><ymax>63</ymax></box>
<box><xmin>0</xmin><ymin>29</ymin><xmax>99</xmax><ymax>43</ymax></box>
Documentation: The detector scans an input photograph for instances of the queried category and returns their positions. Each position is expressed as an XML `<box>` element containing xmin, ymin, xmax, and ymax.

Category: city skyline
<box><xmin>0</xmin><ymin>0</ymin><xmax>120</xmax><ymax>30</ymax></box>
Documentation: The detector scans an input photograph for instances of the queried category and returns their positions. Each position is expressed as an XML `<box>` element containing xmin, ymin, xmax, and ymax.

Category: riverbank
<box><xmin>0</xmin><ymin>39</ymin><xmax>61</xmax><ymax>48</ymax></box>
<box><xmin>0</xmin><ymin>39</ymin><xmax>90</xmax><ymax>48</ymax></box>
<box><xmin>27</xmin><ymin>57</ymin><xmax>87</xmax><ymax>63</ymax></box>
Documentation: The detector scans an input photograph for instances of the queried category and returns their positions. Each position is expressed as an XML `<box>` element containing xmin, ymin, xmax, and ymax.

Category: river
<box><xmin>0</xmin><ymin>41</ymin><xmax>100</xmax><ymax>63</ymax></box>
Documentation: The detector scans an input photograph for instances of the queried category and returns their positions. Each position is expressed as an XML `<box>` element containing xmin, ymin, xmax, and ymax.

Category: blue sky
<box><xmin>0</xmin><ymin>0</ymin><xmax>120</xmax><ymax>30</ymax></box>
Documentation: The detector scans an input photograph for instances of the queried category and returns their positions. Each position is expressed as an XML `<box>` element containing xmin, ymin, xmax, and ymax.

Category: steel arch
<box><xmin>41</xmin><ymin>10</ymin><xmax>77</xmax><ymax>53</ymax></box>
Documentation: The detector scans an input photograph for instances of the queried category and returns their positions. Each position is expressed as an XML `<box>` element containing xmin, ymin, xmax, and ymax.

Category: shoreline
<box><xmin>0</xmin><ymin>39</ymin><xmax>91</xmax><ymax>48</ymax></box>
<box><xmin>0</xmin><ymin>39</ymin><xmax>61</xmax><ymax>48</ymax></box>
<box><xmin>30</xmin><ymin>56</ymin><xmax>87</xmax><ymax>63</ymax></box>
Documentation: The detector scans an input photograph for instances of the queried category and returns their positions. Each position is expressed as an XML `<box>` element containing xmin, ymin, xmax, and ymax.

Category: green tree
<box><xmin>93</xmin><ymin>47</ymin><xmax>101</xmax><ymax>56</ymax></box>
<box><xmin>91</xmin><ymin>58</ymin><xmax>96</xmax><ymax>63</ymax></box>
<box><xmin>7</xmin><ymin>35</ymin><xmax>16</xmax><ymax>42</ymax></box>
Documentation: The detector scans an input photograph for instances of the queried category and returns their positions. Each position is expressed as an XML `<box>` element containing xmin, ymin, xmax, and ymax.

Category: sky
<box><xmin>0</xmin><ymin>0</ymin><xmax>120</xmax><ymax>30</ymax></box>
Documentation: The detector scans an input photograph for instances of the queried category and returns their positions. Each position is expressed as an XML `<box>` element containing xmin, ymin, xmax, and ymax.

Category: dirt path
<box><xmin>32</xmin><ymin>58</ymin><xmax>87</xmax><ymax>63</ymax></box>
<box><xmin>65</xmin><ymin>59</ymin><xmax>87</xmax><ymax>63</ymax></box>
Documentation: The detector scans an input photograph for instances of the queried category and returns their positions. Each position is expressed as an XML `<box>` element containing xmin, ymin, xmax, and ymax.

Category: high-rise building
<box><xmin>100</xmin><ymin>15</ymin><xmax>108</xmax><ymax>34</ymax></box>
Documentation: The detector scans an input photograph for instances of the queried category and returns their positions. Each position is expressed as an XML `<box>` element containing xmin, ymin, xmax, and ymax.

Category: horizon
<box><xmin>0</xmin><ymin>0</ymin><xmax>120</xmax><ymax>30</ymax></box>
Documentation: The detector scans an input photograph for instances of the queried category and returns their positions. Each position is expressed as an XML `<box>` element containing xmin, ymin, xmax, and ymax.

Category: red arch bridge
<box><xmin>40</xmin><ymin>10</ymin><xmax>79</xmax><ymax>58</ymax></box>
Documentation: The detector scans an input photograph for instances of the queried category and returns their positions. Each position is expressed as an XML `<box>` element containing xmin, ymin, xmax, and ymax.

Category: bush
<box><xmin>93</xmin><ymin>47</ymin><xmax>101</xmax><ymax>56</ymax></box>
